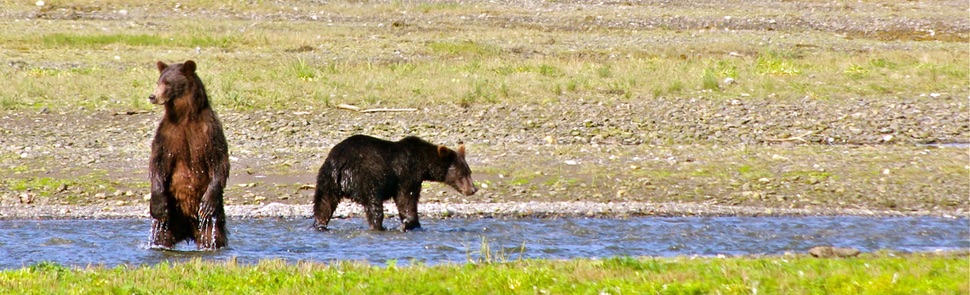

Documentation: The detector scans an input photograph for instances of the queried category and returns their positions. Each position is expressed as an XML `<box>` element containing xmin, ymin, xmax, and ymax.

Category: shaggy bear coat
<box><xmin>148</xmin><ymin>60</ymin><xmax>229</xmax><ymax>250</ymax></box>
<box><xmin>313</xmin><ymin>135</ymin><xmax>477</xmax><ymax>231</ymax></box>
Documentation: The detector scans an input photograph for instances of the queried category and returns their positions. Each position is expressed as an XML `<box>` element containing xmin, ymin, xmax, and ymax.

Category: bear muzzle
<box><xmin>148</xmin><ymin>94</ymin><xmax>168</xmax><ymax>105</ymax></box>
<box><xmin>459</xmin><ymin>179</ymin><xmax>478</xmax><ymax>196</ymax></box>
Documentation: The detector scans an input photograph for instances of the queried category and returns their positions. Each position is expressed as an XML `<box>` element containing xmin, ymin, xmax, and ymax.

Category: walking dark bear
<box><xmin>148</xmin><ymin>60</ymin><xmax>230</xmax><ymax>250</ymax></box>
<box><xmin>313</xmin><ymin>135</ymin><xmax>478</xmax><ymax>231</ymax></box>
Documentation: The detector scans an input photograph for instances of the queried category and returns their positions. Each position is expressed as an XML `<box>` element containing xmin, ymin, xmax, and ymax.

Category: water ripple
<box><xmin>0</xmin><ymin>216</ymin><xmax>966</xmax><ymax>268</ymax></box>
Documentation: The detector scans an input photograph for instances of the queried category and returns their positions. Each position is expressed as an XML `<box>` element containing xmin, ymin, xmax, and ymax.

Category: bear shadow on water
<box><xmin>313</xmin><ymin>135</ymin><xmax>477</xmax><ymax>232</ymax></box>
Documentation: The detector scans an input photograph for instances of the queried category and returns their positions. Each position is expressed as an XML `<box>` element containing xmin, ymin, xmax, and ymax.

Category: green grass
<box><xmin>37</xmin><ymin>33</ymin><xmax>236</xmax><ymax>49</ymax></box>
<box><xmin>2</xmin><ymin>40</ymin><xmax>964</xmax><ymax>110</ymax></box>
<box><xmin>0</xmin><ymin>168</ymin><xmax>133</xmax><ymax>201</ymax></box>
<box><xmin>0</xmin><ymin>254</ymin><xmax>965</xmax><ymax>294</ymax></box>
<box><xmin>428</xmin><ymin>40</ymin><xmax>502</xmax><ymax>58</ymax></box>
<box><xmin>0</xmin><ymin>1</ymin><xmax>964</xmax><ymax>111</ymax></box>
<box><xmin>3</xmin><ymin>177</ymin><xmax>73</xmax><ymax>197</ymax></box>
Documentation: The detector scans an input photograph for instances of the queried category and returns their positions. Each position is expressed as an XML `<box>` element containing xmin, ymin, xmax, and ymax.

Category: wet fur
<box><xmin>148</xmin><ymin>60</ymin><xmax>229</xmax><ymax>250</ymax></box>
<box><xmin>313</xmin><ymin>135</ymin><xmax>477</xmax><ymax>231</ymax></box>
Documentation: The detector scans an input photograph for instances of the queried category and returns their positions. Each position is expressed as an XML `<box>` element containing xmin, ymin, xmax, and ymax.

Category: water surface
<box><xmin>1</xmin><ymin>216</ymin><xmax>966</xmax><ymax>269</ymax></box>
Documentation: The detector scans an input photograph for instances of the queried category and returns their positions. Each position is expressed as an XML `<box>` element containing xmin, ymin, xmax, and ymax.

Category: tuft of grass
<box><xmin>3</xmin><ymin>177</ymin><xmax>72</xmax><ymax>197</ymax></box>
<box><xmin>415</xmin><ymin>2</ymin><xmax>461</xmax><ymax>13</ymax></box>
<box><xmin>27</xmin><ymin>261</ymin><xmax>70</xmax><ymax>273</ymax></box>
<box><xmin>41</xmin><ymin>33</ymin><xmax>165</xmax><ymax>47</ymax></box>
<box><xmin>36</xmin><ymin>33</ymin><xmax>239</xmax><ymax>49</ymax></box>
<box><xmin>702</xmin><ymin>68</ymin><xmax>719</xmax><ymax>90</ymax></box>
<box><xmin>737</xmin><ymin>165</ymin><xmax>773</xmax><ymax>180</ymax></box>
<box><xmin>537</xmin><ymin>64</ymin><xmax>560</xmax><ymax>77</ymax></box>
<box><xmin>288</xmin><ymin>58</ymin><xmax>317</xmax><ymax>82</ymax></box>
<box><xmin>460</xmin><ymin>79</ymin><xmax>495</xmax><ymax>107</ymax></box>
<box><xmin>0</xmin><ymin>96</ymin><xmax>22</xmax><ymax>110</ymax></box>
<box><xmin>428</xmin><ymin>40</ymin><xmax>501</xmax><ymax>58</ymax></box>
<box><xmin>756</xmin><ymin>51</ymin><xmax>801</xmax><ymax>76</ymax></box>
<box><xmin>843</xmin><ymin>63</ymin><xmax>869</xmax><ymax>79</ymax></box>
<box><xmin>565</xmin><ymin>79</ymin><xmax>579</xmax><ymax>92</ymax></box>
<box><xmin>667</xmin><ymin>80</ymin><xmax>684</xmax><ymax>93</ymax></box>
<box><xmin>596</xmin><ymin>64</ymin><xmax>613</xmax><ymax>78</ymax></box>
<box><xmin>466</xmin><ymin>237</ymin><xmax>526</xmax><ymax>265</ymax></box>
<box><xmin>506</xmin><ymin>177</ymin><xmax>531</xmax><ymax>186</ymax></box>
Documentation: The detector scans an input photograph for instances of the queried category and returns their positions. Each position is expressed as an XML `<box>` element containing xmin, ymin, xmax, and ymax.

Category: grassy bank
<box><xmin>0</xmin><ymin>0</ymin><xmax>966</xmax><ymax>111</ymax></box>
<box><xmin>1</xmin><ymin>254</ymin><xmax>966</xmax><ymax>294</ymax></box>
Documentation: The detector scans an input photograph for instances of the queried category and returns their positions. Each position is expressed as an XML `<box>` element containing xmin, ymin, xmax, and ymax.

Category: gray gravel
<box><xmin>0</xmin><ymin>200</ymin><xmax>960</xmax><ymax>221</ymax></box>
<box><xmin>1</xmin><ymin>96</ymin><xmax>968</xmax><ymax>219</ymax></box>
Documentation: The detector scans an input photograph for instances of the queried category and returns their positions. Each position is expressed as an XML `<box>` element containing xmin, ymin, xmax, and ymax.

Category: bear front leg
<box><xmin>196</xmin><ymin>168</ymin><xmax>228</xmax><ymax>250</ymax></box>
<box><xmin>393</xmin><ymin>187</ymin><xmax>422</xmax><ymax>231</ymax></box>
<box><xmin>196</xmin><ymin>197</ymin><xmax>227</xmax><ymax>250</ymax></box>
<box><xmin>196</xmin><ymin>213</ymin><xmax>227</xmax><ymax>250</ymax></box>
<box><xmin>364</xmin><ymin>200</ymin><xmax>386</xmax><ymax>231</ymax></box>
<box><xmin>150</xmin><ymin>218</ymin><xmax>175</xmax><ymax>249</ymax></box>
<box><xmin>148</xmin><ymin>154</ymin><xmax>171</xmax><ymax>221</ymax></box>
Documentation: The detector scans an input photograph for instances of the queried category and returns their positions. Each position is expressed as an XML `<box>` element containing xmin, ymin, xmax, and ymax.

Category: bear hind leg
<box><xmin>363</xmin><ymin>200</ymin><xmax>385</xmax><ymax>231</ymax></box>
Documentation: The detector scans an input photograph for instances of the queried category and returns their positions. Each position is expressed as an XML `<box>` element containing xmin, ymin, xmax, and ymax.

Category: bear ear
<box><xmin>437</xmin><ymin>145</ymin><xmax>449</xmax><ymax>158</ymax></box>
<box><xmin>457</xmin><ymin>144</ymin><xmax>466</xmax><ymax>157</ymax></box>
<box><xmin>156</xmin><ymin>61</ymin><xmax>168</xmax><ymax>73</ymax></box>
<box><xmin>181</xmin><ymin>60</ymin><xmax>196</xmax><ymax>74</ymax></box>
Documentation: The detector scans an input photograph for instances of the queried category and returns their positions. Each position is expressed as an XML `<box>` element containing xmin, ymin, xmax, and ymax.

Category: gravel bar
<box><xmin>1</xmin><ymin>201</ymin><xmax>963</xmax><ymax>221</ymax></box>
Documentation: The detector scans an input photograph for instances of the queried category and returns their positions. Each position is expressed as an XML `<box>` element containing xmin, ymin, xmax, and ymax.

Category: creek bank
<box><xmin>1</xmin><ymin>201</ymin><xmax>964</xmax><ymax>220</ymax></box>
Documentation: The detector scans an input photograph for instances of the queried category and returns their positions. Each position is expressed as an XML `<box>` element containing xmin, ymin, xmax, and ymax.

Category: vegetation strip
<box><xmin>1</xmin><ymin>254</ymin><xmax>965</xmax><ymax>294</ymax></box>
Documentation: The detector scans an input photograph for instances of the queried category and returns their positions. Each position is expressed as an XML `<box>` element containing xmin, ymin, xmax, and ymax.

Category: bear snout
<box><xmin>149</xmin><ymin>94</ymin><xmax>169</xmax><ymax>105</ymax></box>
<box><xmin>461</xmin><ymin>181</ymin><xmax>478</xmax><ymax>196</ymax></box>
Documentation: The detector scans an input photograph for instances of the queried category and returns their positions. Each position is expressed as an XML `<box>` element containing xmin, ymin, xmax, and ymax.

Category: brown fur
<box><xmin>148</xmin><ymin>60</ymin><xmax>230</xmax><ymax>250</ymax></box>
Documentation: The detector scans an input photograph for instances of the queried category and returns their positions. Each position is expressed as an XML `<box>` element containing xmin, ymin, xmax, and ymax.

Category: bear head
<box><xmin>439</xmin><ymin>144</ymin><xmax>478</xmax><ymax>196</ymax></box>
<box><xmin>149</xmin><ymin>60</ymin><xmax>199</xmax><ymax>105</ymax></box>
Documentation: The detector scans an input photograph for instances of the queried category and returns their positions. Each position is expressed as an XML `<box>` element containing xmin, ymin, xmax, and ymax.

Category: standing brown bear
<box><xmin>313</xmin><ymin>135</ymin><xmax>478</xmax><ymax>231</ymax></box>
<box><xmin>148</xmin><ymin>60</ymin><xmax>230</xmax><ymax>250</ymax></box>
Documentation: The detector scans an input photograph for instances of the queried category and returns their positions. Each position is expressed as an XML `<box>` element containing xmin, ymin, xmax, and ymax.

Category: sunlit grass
<box><xmin>0</xmin><ymin>253</ymin><xmax>965</xmax><ymax>294</ymax></box>
<box><xmin>0</xmin><ymin>0</ymin><xmax>964</xmax><ymax>111</ymax></box>
<box><xmin>1</xmin><ymin>38</ymin><xmax>965</xmax><ymax>111</ymax></box>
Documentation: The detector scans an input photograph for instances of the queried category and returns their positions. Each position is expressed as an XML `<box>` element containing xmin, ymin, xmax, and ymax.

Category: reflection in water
<box><xmin>0</xmin><ymin>216</ymin><xmax>967</xmax><ymax>269</ymax></box>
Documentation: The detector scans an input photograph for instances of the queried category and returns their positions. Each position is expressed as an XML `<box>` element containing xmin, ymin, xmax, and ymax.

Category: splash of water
<box><xmin>148</xmin><ymin>219</ymin><xmax>170</xmax><ymax>249</ymax></box>
<box><xmin>200</xmin><ymin>216</ymin><xmax>214</xmax><ymax>249</ymax></box>
<box><xmin>197</xmin><ymin>203</ymin><xmax>222</xmax><ymax>250</ymax></box>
